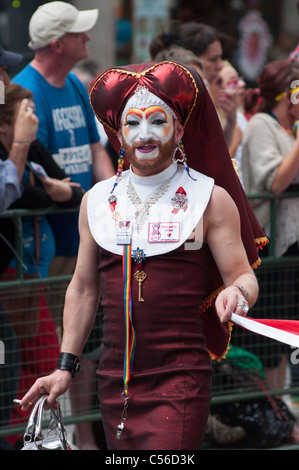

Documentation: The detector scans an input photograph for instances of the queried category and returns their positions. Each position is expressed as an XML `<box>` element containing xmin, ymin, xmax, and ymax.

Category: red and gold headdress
<box><xmin>90</xmin><ymin>61</ymin><xmax>199</xmax><ymax>134</ymax></box>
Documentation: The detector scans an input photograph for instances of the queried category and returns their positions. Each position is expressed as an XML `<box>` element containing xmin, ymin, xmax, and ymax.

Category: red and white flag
<box><xmin>231</xmin><ymin>313</ymin><xmax>299</xmax><ymax>347</ymax></box>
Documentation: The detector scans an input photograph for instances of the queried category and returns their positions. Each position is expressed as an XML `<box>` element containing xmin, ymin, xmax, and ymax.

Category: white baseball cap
<box><xmin>28</xmin><ymin>1</ymin><xmax>99</xmax><ymax>50</ymax></box>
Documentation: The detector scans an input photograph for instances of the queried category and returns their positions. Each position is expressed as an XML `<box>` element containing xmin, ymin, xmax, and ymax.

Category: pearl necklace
<box><xmin>127</xmin><ymin>171</ymin><xmax>177</xmax><ymax>232</ymax></box>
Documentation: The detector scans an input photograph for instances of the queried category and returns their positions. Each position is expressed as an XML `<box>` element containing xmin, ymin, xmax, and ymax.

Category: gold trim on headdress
<box><xmin>89</xmin><ymin>61</ymin><xmax>200</xmax><ymax>135</ymax></box>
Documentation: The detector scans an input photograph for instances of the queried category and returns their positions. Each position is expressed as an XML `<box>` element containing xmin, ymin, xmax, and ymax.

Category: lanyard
<box><xmin>122</xmin><ymin>243</ymin><xmax>136</xmax><ymax>398</ymax></box>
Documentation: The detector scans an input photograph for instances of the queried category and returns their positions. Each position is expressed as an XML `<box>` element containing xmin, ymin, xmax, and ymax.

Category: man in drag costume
<box><xmin>19</xmin><ymin>61</ymin><xmax>267</xmax><ymax>450</ymax></box>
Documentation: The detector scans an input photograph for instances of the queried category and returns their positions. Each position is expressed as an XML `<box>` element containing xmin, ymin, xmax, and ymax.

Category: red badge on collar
<box><xmin>171</xmin><ymin>187</ymin><xmax>188</xmax><ymax>213</ymax></box>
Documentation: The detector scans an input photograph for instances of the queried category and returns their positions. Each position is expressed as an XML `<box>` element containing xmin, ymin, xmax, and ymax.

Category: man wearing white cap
<box><xmin>13</xmin><ymin>0</ymin><xmax>114</xmax><ymax>189</ymax></box>
<box><xmin>12</xmin><ymin>1</ymin><xmax>114</xmax><ymax>450</ymax></box>
<box><xmin>13</xmin><ymin>0</ymin><xmax>114</xmax><ymax>249</ymax></box>
<box><xmin>13</xmin><ymin>2</ymin><xmax>114</xmax><ymax>284</ymax></box>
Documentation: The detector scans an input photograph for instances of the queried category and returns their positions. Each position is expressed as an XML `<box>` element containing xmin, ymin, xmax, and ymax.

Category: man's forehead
<box><xmin>121</xmin><ymin>86</ymin><xmax>177</xmax><ymax>124</ymax></box>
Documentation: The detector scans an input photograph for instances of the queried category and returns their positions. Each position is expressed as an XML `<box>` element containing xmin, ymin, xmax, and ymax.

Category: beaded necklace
<box><xmin>126</xmin><ymin>171</ymin><xmax>177</xmax><ymax>232</ymax></box>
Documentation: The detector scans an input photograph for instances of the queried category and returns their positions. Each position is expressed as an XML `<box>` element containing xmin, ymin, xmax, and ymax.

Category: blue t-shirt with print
<box><xmin>13</xmin><ymin>65</ymin><xmax>100</xmax><ymax>256</ymax></box>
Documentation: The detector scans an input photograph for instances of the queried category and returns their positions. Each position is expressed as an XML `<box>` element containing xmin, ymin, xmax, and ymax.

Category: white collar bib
<box><xmin>87</xmin><ymin>164</ymin><xmax>214</xmax><ymax>257</ymax></box>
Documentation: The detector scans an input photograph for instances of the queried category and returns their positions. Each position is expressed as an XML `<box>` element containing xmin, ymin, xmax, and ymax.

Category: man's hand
<box><xmin>215</xmin><ymin>285</ymin><xmax>249</xmax><ymax>323</ymax></box>
<box><xmin>19</xmin><ymin>369</ymin><xmax>72</xmax><ymax>411</ymax></box>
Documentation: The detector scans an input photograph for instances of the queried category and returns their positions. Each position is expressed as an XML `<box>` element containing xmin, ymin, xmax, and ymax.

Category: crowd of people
<box><xmin>0</xmin><ymin>0</ymin><xmax>299</xmax><ymax>451</ymax></box>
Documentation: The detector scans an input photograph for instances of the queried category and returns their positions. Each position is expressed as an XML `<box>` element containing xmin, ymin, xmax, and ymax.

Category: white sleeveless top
<box><xmin>87</xmin><ymin>162</ymin><xmax>214</xmax><ymax>257</ymax></box>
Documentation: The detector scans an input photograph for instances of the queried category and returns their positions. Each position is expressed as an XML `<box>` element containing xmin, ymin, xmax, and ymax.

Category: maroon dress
<box><xmin>97</xmin><ymin>242</ymin><xmax>214</xmax><ymax>450</ymax></box>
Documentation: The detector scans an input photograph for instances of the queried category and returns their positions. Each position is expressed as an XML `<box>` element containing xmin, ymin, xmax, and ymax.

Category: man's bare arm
<box><xmin>20</xmin><ymin>192</ymin><xmax>101</xmax><ymax>409</ymax></box>
<box><xmin>60</xmin><ymin>192</ymin><xmax>101</xmax><ymax>355</ymax></box>
<box><xmin>205</xmin><ymin>185</ymin><xmax>259</xmax><ymax>323</ymax></box>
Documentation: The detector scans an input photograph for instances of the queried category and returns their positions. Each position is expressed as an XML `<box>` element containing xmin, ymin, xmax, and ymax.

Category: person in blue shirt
<box><xmin>13</xmin><ymin>2</ymin><xmax>114</xmax><ymax>263</ymax></box>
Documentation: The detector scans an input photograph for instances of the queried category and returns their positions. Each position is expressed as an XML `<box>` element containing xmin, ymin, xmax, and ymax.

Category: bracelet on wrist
<box><xmin>56</xmin><ymin>352</ymin><xmax>81</xmax><ymax>378</ymax></box>
<box><xmin>13</xmin><ymin>140</ymin><xmax>32</xmax><ymax>144</ymax></box>
<box><xmin>234</xmin><ymin>284</ymin><xmax>249</xmax><ymax>301</ymax></box>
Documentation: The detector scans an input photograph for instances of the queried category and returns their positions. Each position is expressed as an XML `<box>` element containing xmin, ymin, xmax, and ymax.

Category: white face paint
<box><xmin>122</xmin><ymin>105</ymin><xmax>175</xmax><ymax>161</ymax></box>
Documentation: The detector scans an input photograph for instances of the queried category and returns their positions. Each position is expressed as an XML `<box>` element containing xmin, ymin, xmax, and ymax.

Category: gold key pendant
<box><xmin>134</xmin><ymin>270</ymin><xmax>147</xmax><ymax>302</ymax></box>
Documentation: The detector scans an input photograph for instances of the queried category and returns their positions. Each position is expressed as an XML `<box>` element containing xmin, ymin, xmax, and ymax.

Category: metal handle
<box><xmin>34</xmin><ymin>395</ymin><xmax>48</xmax><ymax>440</ymax></box>
<box><xmin>23</xmin><ymin>396</ymin><xmax>47</xmax><ymax>443</ymax></box>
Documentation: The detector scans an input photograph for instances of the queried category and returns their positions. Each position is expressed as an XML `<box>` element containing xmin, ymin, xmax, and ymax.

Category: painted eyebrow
<box><xmin>125</xmin><ymin>108</ymin><xmax>143</xmax><ymax>121</ymax></box>
<box><xmin>125</xmin><ymin>106</ymin><xmax>167</xmax><ymax>122</ymax></box>
<box><xmin>144</xmin><ymin>106</ymin><xmax>167</xmax><ymax>119</ymax></box>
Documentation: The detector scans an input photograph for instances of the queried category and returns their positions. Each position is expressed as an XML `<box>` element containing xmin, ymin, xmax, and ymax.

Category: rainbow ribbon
<box><xmin>122</xmin><ymin>244</ymin><xmax>136</xmax><ymax>397</ymax></box>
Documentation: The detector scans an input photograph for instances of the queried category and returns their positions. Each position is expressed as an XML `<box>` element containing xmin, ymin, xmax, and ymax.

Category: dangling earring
<box><xmin>111</xmin><ymin>147</ymin><xmax>125</xmax><ymax>193</ymax></box>
<box><xmin>115</xmin><ymin>147</ymin><xmax>125</xmax><ymax>184</ymax></box>
<box><xmin>172</xmin><ymin>141</ymin><xmax>185</xmax><ymax>164</ymax></box>
<box><xmin>108</xmin><ymin>147</ymin><xmax>125</xmax><ymax>212</ymax></box>
<box><xmin>172</xmin><ymin>141</ymin><xmax>196</xmax><ymax>181</ymax></box>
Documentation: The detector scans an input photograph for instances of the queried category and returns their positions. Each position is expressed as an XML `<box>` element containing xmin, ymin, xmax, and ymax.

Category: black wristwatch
<box><xmin>56</xmin><ymin>352</ymin><xmax>81</xmax><ymax>378</ymax></box>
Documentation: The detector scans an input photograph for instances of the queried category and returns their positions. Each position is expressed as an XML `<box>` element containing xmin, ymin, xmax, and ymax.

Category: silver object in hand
<box><xmin>236</xmin><ymin>298</ymin><xmax>249</xmax><ymax>313</ymax></box>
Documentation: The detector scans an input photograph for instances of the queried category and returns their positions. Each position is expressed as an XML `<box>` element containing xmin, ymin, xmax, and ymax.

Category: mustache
<box><xmin>132</xmin><ymin>140</ymin><xmax>160</xmax><ymax>148</ymax></box>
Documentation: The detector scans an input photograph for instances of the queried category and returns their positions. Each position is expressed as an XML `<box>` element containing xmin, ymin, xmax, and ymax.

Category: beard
<box><xmin>122</xmin><ymin>137</ymin><xmax>176</xmax><ymax>175</ymax></box>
